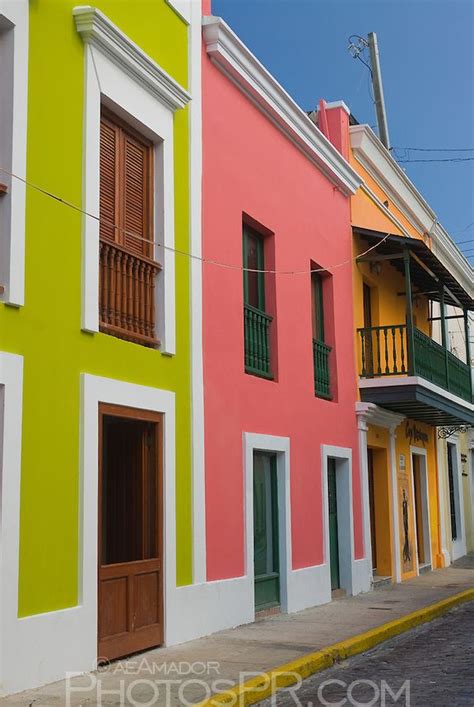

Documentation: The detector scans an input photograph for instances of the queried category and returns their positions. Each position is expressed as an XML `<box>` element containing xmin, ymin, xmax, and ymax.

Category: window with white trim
<box><xmin>0</xmin><ymin>3</ymin><xmax>28</xmax><ymax>306</ymax></box>
<box><xmin>74</xmin><ymin>6</ymin><xmax>190</xmax><ymax>355</ymax></box>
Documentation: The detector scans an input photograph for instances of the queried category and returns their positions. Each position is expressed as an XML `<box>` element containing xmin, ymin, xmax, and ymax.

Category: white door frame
<box><xmin>244</xmin><ymin>433</ymin><xmax>291</xmax><ymax>617</ymax></box>
<box><xmin>321</xmin><ymin>445</ymin><xmax>356</xmax><ymax>595</ymax></box>
<box><xmin>356</xmin><ymin>403</ymin><xmax>405</xmax><ymax>584</ymax></box>
<box><xmin>446</xmin><ymin>439</ymin><xmax>467</xmax><ymax>561</ymax></box>
<box><xmin>409</xmin><ymin>446</ymin><xmax>432</xmax><ymax>574</ymax></box>
<box><xmin>0</xmin><ymin>352</ymin><xmax>24</xmax><ymax>694</ymax></box>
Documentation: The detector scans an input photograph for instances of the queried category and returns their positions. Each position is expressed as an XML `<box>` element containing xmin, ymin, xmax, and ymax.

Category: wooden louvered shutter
<box><xmin>122</xmin><ymin>132</ymin><xmax>153</xmax><ymax>258</ymax></box>
<box><xmin>99</xmin><ymin>117</ymin><xmax>120</xmax><ymax>243</ymax></box>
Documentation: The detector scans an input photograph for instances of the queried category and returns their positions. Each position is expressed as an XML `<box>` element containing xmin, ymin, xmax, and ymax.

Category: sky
<box><xmin>211</xmin><ymin>0</ymin><xmax>474</xmax><ymax>263</ymax></box>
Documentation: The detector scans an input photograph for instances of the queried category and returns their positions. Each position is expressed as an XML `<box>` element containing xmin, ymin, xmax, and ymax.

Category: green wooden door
<box><xmin>253</xmin><ymin>452</ymin><xmax>280</xmax><ymax>611</ymax></box>
<box><xmin>328</xmin><ymin>459</ymin><xmax>340</xmax><ymax>590</ymax></box>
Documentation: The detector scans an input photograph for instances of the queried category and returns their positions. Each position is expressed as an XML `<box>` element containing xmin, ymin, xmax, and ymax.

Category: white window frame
<box><xmin>74</xmin><ymin>6</ymin><xmax>190</xmax><ymax>354</ymax></box>
<box><xmin>0</xmin><ymin>0</ymin><xmax>28</xmax><ymax>307</ymax></box>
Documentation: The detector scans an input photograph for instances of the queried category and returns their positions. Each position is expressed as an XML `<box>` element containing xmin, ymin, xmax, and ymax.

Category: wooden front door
<box><xmin>99</xmin><ymin>404</ymin><xmax>163</xmax><ymax>660</ymax></box>
<box><xmin>327</xmin><ymin>458</ymin><xmax>340</xmax><ymax>590</ymax></box>
<box><xmin>253</xmin><ymin>452</ymin><xmax>280</xmax><ymax>611</ymax></box>
<box><xmin>367</xmin><ymin>449</ymin><xmax>377</xmax><ymax>571</ymax></box>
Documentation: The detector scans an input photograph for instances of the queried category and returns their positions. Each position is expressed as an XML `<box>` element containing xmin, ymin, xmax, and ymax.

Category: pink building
<box><xmin>201</xmin><ymin>9</ymin><xmax>370</xmax><ymax>624</ymax></box>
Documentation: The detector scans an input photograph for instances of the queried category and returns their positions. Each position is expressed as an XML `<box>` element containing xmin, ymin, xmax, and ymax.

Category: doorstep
<box><xmin>372</xmin><ymin>573</ymin><xmax>392</xmax><ymax>589</ymax></box>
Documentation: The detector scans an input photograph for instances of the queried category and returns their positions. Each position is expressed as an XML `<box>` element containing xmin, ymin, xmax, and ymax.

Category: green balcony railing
<box><xmin>244</xmin><ymin>303</ymin><xmax>273</xmax><ymax>378</ymax></box>
<box><xmin>313</xmin><ymin>338</ymin><xmax>332</xmax><ymax>399</ymax></box>
<box><xmin>357</xmin><ymin>324</ymin><xmax>472</xmax><ymax>403</ymax></box>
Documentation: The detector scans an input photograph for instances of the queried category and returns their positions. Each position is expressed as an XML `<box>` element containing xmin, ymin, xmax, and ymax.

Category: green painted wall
<box><xmin>0</xmin><ymin>0</ymin><xmax>192</xmax><ymax>617</ymax></box>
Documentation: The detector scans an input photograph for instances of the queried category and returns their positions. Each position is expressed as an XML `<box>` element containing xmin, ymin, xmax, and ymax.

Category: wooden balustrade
<box><xmin>358</xmin><ymin>324</ymin><xmax>407</xmax><ymax>378</ymax></box>
<box><xmin>99</xmin><ymin>239</ymin><xmax>161</xmax><ymax>347</ymax></box>
<box><xmin>357</xmin><ymin>323</ymin><xmax>472</xmax><ymax>403</ymax></box>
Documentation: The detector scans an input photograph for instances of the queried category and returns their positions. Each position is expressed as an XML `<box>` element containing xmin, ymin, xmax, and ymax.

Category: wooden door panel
<box><xmin>99</xmin><ymin>577</ymin><xmax>128</xmax><ymax>641</ymax></box>
<box><xmin>134</xmin><ymin>570</ymin><xmax>160</xmax><ymax>629</ymax></box>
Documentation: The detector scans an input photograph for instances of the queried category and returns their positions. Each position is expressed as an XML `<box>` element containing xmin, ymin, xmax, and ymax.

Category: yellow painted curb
<box><xmin>199</xmin><ymin>588</ymin><xmax>474</xmax><ymax>706</ymax></box>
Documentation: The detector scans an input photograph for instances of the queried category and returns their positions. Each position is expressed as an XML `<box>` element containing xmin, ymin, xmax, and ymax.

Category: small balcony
<box><xmin>358</xmin><ymin>324</ymin><xmax>472</xmax><ymax>403</ymax></box>
<box><xmin>244</xmin><ymin>303</ymin><xmax>273</xmax><ymax>378</ymax></box>
<box><xmin>354</xmin><ymin>228</ymin><xmax>474</xmax><ymax>427</ymax></box>
<box><xmin>313</xmin><ymin>338</ymin><xmax>332</xmax><ymax>399</ymax></box>
<box><xmin>99</xmin><ymin>239</ymin><xmax>161</xmax><ymax>347</ymax></box>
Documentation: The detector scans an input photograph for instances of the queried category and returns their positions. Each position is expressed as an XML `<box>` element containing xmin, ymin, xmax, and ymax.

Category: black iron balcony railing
<box><xmin>357</xmin><ymin>324</ymin><xmax>472</xmax><ymax>403</ymax></box>
<box><xmin>313</xmin><ymin>338</ymin><xmax>332</xmax><ymax>399</ymax></box>
<box><xmin>244</xmin><ymin>303</ymin><xmax>273</xmax><ymax>378</ymax></box>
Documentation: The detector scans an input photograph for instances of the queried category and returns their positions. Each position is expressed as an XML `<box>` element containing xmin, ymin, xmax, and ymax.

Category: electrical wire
<box><xmin>0</xmin><ymin>166</ymin><xmax>391</xmax><ymax>276</ymax></box>
<box><xmin>397</xmin><ymin>157</ymin><xmax>474</xmax><ymax>164</ymax></box>
<box><xmin>393</xmin><ymin>146</ymin><xmax>474</xmax><ymax>153</ymax></box>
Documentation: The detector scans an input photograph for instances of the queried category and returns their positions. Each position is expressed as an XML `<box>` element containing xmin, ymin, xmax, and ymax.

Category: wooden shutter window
<box><xmin>99</xmin><ymin>112</ymin><xmax>153</xmax><ymax>254</ymax></box>
<box><xmin>99</xmin><ymin>110</ymin><xmax>159</xmax><ymax>347</ymax></box>
<box><xmin>123</xmin><ymin>134</ymin><xmax>152</xmax><ymax>258</ymax></box>
<box><xmin>99</xmin><ymin>118</ymin><xmax>119</xmax><ymax>244</ymax></box>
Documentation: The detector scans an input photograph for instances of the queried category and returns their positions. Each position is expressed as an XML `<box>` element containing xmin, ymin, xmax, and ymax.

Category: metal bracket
<box><xmin>437</xmin><ymin>425</ymin><xmax>471</xmax><ymax>439</ymax></box>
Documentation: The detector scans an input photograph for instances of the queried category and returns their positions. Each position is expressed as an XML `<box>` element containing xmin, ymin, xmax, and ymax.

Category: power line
<box><xmin>0</xmin><ymin>166</ymin><xmax>390</xmax><ymax>276</ymax></box>
<box><xmin>397</xmin><ymin>157</ymin><xmax>474</xmax><ymax>164</ymax></box>
<box><xmin>453</xmin><ymin>238</ymin><xmax>474</xmax><ymax>245</ymax></box>
<box><xmin>393</xmin><ymin>146</ymin><xmax>474</xmax><ymax>153</ymax></box>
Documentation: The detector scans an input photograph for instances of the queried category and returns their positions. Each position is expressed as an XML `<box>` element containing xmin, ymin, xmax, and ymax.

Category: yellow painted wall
<box><xmin>366</xmin><ymin>420</ymin><xmax>440</xmax><ymax>582</ymax></box>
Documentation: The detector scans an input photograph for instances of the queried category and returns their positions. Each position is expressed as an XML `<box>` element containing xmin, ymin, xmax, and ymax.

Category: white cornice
<box><xmin>202</xmin><ymin>16</ymin><xmax>362</xmax><ymax>196</ymax></box>
<box><xmin>431</xmin><ymin>222</ymin><xmax>474</xmax><ymax>299</ymax></box>
<box><xmin>350</xmin><ymin>124</ymin><xmax>473</xmax><ymax>299</ymax></box>
<box><xmin>350</xmin><ymin>124</ymin><xmax>436</xmax><ymax>233</ymax></box>
<box><xmin>355</xmin><ymin>402</ymin><xmax>405</xmax><ymax>431</ymax></box>
<box><xmin>73</xmin><ymin>6</ymin><xmax>191</xmax><ymax>111</ymax></box>
<box><xmin>324</xmin><ymin>100</ymin><xmax>350</xmax><ymax>116</ymax></box>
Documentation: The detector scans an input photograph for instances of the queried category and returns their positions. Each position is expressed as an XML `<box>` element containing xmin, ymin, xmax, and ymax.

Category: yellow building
<box><xmin>340</xmin><ymin>114</ymin><xmax>473</xmax><ymax>584</ymax></box>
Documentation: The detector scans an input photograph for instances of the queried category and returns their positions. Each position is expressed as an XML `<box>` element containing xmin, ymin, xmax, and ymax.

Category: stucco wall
<box><xmin>0</xmin><ymin>0</ymin><xmax>193</xmax><ymax>618</ymax></box>
<box><xmin>202</xmin><ymin>44</ymin><xmax>363</xmax><ymax>582</ymax></box>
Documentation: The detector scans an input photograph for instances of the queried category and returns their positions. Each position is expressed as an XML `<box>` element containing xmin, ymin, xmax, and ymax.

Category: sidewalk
<box><xmin>3</xmin><ymin>559</ymin><xmax>474</xmax><ymax>706</ymax></box>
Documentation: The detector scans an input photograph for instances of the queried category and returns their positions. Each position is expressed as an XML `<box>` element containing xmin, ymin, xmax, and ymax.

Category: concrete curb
<box><xmin>198</xmin><ymin>588</ymin><xmax>474</xmax><ymax>706</ymax></box>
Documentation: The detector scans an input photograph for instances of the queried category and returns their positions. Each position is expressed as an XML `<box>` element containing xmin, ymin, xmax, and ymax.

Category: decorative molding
<box><xmin>350</xmin><ymin>124</ymin><xmax>473</xmax><ymax>298</ymax></box>
<box><xmin>73</xmin><ymin>6</ymin><xmax>191</xmax><ymax>111</ymax></box>
<box><xmin>165</xmin><ymin>0</ymin><xmax>191</xmax><ymax>25</ymax></box>
<box><xmin>356</xmin><ymin>401</ymin><xmax>405</xmax><ymax>431</ymax></box>
<box><xmin>202</xmin><ymin>16</ymin><xmax>362</xmax><ymax>196</ymax></box>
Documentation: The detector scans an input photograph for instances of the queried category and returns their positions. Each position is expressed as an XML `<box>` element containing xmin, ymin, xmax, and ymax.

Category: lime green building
<box><xmin>0</xmin><ymin>0</ymin><xmax>207</xmax><ymax>693</ymax></box>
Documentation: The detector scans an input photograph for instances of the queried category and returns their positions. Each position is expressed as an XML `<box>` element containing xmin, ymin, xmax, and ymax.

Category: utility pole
<box><xmin>367</xmin><ymin>32</ymin><xmax>390</xmax><ymax>150</ymax></box>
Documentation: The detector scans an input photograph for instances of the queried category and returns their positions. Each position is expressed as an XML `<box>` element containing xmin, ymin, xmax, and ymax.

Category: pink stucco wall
<box><xmin>202</xmin><ymin>41</ymin><xmax>363</xmax><ymax>582</ymax></box>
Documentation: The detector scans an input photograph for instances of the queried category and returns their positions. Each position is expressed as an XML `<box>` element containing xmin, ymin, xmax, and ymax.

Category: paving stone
<box><xmin>260</xmin><ymin>602</ymin><xmax>474</xmax><ymax>706</ymax></box>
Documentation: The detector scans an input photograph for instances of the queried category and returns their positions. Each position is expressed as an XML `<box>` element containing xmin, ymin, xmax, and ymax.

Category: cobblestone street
<box><xmin>260</xmin><ymin>602</ymin><xmax>474</xmax><ymax>706</ymax></box>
